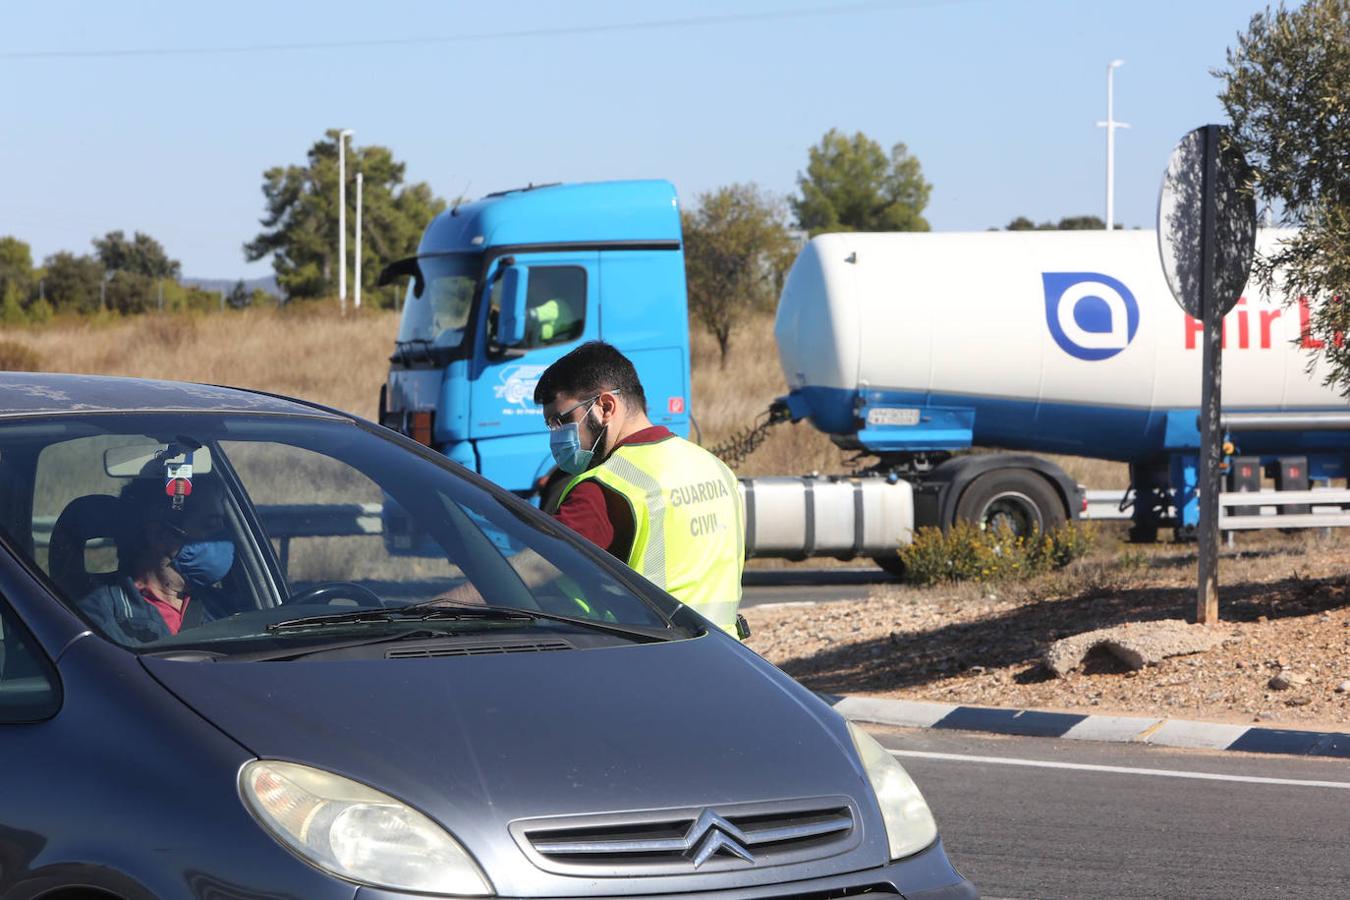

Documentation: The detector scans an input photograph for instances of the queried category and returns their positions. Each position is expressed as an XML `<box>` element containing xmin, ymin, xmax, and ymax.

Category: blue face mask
<box><xmin>549</xmin><ymin>406</ymin><xmax>607</xmax><ymax>475</ymax></box>
<box><xmin>174</xmin><ymin>540</ymin><xmax>234</xmax><ymax>586</ymax></box>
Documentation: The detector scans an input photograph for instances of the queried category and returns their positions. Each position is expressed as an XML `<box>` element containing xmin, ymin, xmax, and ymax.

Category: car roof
<box><xmin>0</xmin><ymin>372</ymin><xmax>349</xmax><ymax>420</ymax></box>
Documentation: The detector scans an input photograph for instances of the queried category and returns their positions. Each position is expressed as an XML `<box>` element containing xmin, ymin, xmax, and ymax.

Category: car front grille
<box><xmin>510</xmin><ymin>797</ymin><xmax>861</xmax><ymax>877</ymax></box>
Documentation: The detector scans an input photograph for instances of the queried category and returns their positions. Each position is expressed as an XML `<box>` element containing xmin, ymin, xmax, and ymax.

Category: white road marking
<box><xmin>745</xmin><ymin>600</ymin><xmax>819</xmax><ymax>612</ymax></box>
<box><xmin>888</xmin><ymin>749</ymin><xmax>1350</xmax><ymax>790</ymax></box>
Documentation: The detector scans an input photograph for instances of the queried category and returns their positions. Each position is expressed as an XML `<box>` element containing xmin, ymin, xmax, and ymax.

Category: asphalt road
<box><xmin>740</xmin><ymin>567</ymin><xmax>890</xmax><ymax>607</ymax></box>
<box><xmin>865</xmin><ymin>726</ymin><xmax>1350</xmax><ymax>899</ymax></box>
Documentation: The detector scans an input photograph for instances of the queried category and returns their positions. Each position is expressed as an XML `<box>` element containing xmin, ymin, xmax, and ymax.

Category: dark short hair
<box><xmin>533</xmin><ymin>341</ymin><xmax>647</xmax><ymax>413</ymax></box>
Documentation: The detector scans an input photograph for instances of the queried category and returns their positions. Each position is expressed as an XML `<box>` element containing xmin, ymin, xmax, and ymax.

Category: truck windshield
<box><xmin>395</xmin><ymin>253</ymin><xmax>481</xmax><ymax>352</ymax></box>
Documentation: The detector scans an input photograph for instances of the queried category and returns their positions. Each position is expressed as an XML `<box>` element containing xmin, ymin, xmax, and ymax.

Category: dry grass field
<box><xmin>0</xmin><ymin>306</ymin><xmax>399</xmax><ymax>421</ymax></box>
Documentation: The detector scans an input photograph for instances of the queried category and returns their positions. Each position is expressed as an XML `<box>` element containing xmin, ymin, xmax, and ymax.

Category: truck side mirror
<box><xmin>498</xmin><ymin>265</ymin><xmax>529</xmax><ymax>347</ymax></box>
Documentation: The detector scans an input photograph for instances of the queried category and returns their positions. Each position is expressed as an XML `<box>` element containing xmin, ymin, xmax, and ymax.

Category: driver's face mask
<box><xmin>173</xmin><ymin>539</ymin><xmax>234</xmax><ymax>586</ymax></box>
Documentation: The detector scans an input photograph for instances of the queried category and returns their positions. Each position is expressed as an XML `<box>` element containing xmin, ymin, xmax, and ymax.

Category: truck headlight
<box><xmin>847</xmin><ymin>721</ymin><xmax>938</xmax><ymax>860</ymax></box>
<box><xmin>240</xmin><ymin>760</ymin><xmax>492</xmax><ymax>895</ymax></box>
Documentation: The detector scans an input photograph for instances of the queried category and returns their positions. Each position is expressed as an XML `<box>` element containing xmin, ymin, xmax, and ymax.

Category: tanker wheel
<box><xmin>871</xmin><ymin>552</ymin><xmax>907</xmax><ymax>580</ymax></box>
<box><xmin>955</xmin><ymin>470</ymin><xmax>1065</xmax><ymax>537</ymax></box>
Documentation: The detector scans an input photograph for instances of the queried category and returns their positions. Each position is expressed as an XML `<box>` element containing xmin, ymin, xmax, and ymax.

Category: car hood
<box><xmin>142</xmin><ymin>631</ymin><xmax>884</xmax><ymax>894</ymax></box>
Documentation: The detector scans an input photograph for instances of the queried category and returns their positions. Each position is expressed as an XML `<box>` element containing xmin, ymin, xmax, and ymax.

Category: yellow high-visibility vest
<box><xmin>559</xmin><ymin>434</ymin><xmax>744</xmax><ymax>634</ymax></box>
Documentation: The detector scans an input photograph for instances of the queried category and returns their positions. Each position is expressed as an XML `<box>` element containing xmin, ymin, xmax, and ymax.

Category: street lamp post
<box><xmin>1096</xmin><ymin>60</ymin><xmax>1129</xmax><ymax>231</ymax></box>
<box><xmin>355</xmin><ymin>172</ymin><xmax>363</xmax><ymax>310</ymax></box>
<box><xmin>337</xmin><ymin>128</ymin><xmax>354</xmax><ymax>312</ymax></box>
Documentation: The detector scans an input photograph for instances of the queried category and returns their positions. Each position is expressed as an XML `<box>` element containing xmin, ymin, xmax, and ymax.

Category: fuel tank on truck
<box><xmin>774</xmin><ymin>230</ymin><xmax>1350</xmax><ymax>462</ymax></box>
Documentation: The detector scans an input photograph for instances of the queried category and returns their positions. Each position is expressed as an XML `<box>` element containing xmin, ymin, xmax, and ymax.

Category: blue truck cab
<box><xmin>379</xmin><ymin>180</ymin><xmax>692</xmax><ymax>502</ymax></box>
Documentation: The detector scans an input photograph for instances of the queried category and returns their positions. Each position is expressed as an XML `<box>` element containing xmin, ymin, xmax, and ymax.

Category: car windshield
<box><xmin>395</xmin><ymin>253</ymin><xmax>481</xmax><ymax>350</ymax></box>
<box><xmin>0</xmin><ymin>412</ymin><xmax>685</xmax><ymax>656</ymax></box>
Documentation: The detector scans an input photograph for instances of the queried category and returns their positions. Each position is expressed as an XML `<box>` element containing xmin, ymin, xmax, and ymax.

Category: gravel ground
<box><xmin>744</xmin><ymin>530</ymin><xmax>1350</xmax><ymax>729</ymax></box>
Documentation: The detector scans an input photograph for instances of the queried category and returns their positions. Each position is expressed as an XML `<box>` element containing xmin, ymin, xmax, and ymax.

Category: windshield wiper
<box><xmin>266</xmin><ymin>599</ymin><xmax>674</xmax><ymax>643</ymax></box>
<box><xmin>266</xmin><ymin>605</ymin><xmax>534</xmax><ymax>632</ymax></box>
<box><xmin>400</xmin><ymin>598</ymin><xmax>676</xmax><ymax>643</ymax></box>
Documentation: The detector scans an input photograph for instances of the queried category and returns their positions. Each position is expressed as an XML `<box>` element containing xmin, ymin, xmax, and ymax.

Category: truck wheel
<box><xmin>871</xmin><ymin>552</ymin><xmax>908</xmax><ymax>580</ymax></box>
<box><xmin>955</xmin><ymin>469</ymin><xmax>1065</xmax><ymax>536</ymax></box>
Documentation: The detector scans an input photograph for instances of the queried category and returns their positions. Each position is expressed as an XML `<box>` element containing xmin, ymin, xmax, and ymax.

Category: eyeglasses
<box><xmin>545</xmin><ymin>389</ymin><xmax>620</xmax><ymax>431</ymax></box>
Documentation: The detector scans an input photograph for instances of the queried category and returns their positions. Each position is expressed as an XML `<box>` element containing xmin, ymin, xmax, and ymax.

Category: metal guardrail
<box><xmin>1083</xmin><ymin>488</ymin><xmax>1350</xmax><ymax>529</ymax></box>
<box><xmin>1218</xmin><ymin>488</ymin><xmax>1350</xmax><ymax>530</ymax></box>
<box><xmin>1084</xmin><ymin>490</ymin><xmax>1134</xmax><ymax>521</ymax></box>
<box><xmin>31</xmin><ymin>503</ymin><xmax>384</xmax><ymax>547</ymax></box>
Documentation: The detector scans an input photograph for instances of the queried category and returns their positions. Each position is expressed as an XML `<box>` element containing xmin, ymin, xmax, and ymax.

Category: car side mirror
<box><xmin>497</xmin><ymin>265</ymin><xmax>528</xmax><ymax>347</ymax></box>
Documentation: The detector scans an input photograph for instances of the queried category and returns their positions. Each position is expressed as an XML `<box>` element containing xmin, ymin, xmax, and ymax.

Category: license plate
<box><xmin>866</xmin><ymin>407</ymin><xmax>921</xmax><ymax>426</ymax></box>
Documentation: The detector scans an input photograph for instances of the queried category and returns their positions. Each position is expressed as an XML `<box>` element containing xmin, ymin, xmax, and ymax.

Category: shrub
<box><xmin>0</xmin><ymin>339</ymin><xmax>42</xmax><ymax>372</ymax></box>
<box><xmin>27</xmin><ymin>298</ymin><xmax>53</xmax><ymax>325</ymax></box>
<box><xmin>898</xmin><ymin>521</ymin><xmax>1095</xmax><ymax>586</ymax></box>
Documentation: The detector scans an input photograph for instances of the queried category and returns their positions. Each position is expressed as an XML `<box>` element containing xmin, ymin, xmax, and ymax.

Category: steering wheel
<box><xmin>285</xmin><ymin>581</ymin><xmax>388</xmax><ymax>608</ymax></box>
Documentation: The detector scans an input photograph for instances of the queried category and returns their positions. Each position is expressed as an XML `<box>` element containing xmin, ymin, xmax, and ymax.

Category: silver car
<box><xmin>0</xmin><ymin>372</ymin><xmax>976</xmax><ymax>898</ymax></box>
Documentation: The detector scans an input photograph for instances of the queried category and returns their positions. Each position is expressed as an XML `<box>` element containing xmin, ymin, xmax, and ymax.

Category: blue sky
<box><xmin>0</xmin><ymin>0</ymin><xmax>1274</xmax><ymax>278</ymax></box>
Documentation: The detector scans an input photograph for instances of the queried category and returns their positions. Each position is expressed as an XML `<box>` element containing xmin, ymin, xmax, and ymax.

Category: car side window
<box><xmin>489</xmin><ymin>265</ymin><xmax>587</xmax><ymax>349</ymax></box>
<box><xmin>0</xmin><ymin>602</ymin><xmax>60</xmax><ymax>723</ymax></box>
<box><xmin>218</xmin><ymin>440</ymin><xmax>466</xmax><ymax>603</ymax></box>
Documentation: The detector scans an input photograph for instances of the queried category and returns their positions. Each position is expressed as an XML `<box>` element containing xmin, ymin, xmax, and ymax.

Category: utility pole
<box><xmin>355</xmin><ymin>171</ymin><xmax>363</xmax><ymax>310</ymax></box>
<box><xmin>337</xmin><ymin>128</ymin><xmax>354</xmax><ymax>313</ymax></box>
<box><xmin>1096</xmin><ymin>60</ymin><xmax>1129</xmax><ymax>231</ymax></box>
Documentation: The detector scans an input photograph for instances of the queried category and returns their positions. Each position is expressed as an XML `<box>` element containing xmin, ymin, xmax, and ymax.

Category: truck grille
<box><xmin>510</xmin><ymin>797</ymin><xmax>861</xmax><ymax>877</ymax></box>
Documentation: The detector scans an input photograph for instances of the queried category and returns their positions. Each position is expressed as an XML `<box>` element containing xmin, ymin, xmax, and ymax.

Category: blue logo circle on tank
<box><xmin>1042</xmin><ymin>272</ymin><xmax>1140</xmax><ymax>361</ymax></box>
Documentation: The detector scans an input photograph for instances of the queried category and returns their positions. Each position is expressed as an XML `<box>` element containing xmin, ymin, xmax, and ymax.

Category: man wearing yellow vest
<box><xmin>535</xmin><ymin>342</ymin><xmax>746</xmax><ymax>636</ymax></box>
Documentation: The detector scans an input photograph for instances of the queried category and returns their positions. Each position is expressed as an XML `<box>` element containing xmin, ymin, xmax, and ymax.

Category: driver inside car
<box><xmin>74</xmin><ymin>476</ymin><xmax>235</xmax><ymax>645</ymax></box>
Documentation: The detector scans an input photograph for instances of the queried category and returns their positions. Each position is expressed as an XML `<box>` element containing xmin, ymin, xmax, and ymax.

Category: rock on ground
<box><xmin>1045</xmin><ymin>620</ymin><xmax>1230</xmax><ymax>677</ymax></box>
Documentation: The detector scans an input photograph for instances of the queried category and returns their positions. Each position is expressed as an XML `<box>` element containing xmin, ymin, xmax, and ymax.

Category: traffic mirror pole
<box><xmin>1197</xmin><ymin>124</ymin><xmax>1221</xmax><ymax>625</ymax></box>
<box><xmin>1158</xmin><ymin>123</ymin><xmax>1256</xmax><ymax>627</ymax></box>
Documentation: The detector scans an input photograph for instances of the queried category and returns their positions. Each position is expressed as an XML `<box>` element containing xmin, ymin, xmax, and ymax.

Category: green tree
<box><xmin>1217</xmin><ymin>0</ymin><xmax>1350</xmax><ymax>391</ymax></box>
<box><xmin>1</xmin><ymin>284</ymin><xmax>26</xmax><ymax>325</ymax></box>
<box><xmin>92</xmin><ymin>230</ymin><xmax>181</xmax><ymax>280</ymax></box>
<box><xmin>791</xmin><ymin>129</ymin><xmax>931</xmax><ymax>236</ymax></box>
<box><xmin>42</xmin><ymin>252</ymin><xmax>104</xmax><ymax>314</ymax></box>
<box><xmin>1005</xmin><ymin>215</ymin><xmax>1108</xmax><ymax>230</ymax></box>
<box><xmin>0</xmin><ymin>237</ymin><xmax>35</xmax><ymax>306</ymax></box>
<box><xmin>103</xmin><ymin>271</ymin><xmax>155</xmax><ymax>315</ymax></box>
<box><xmin>683</xmin><ymin>184</ymin><xmax>797</xmax><ymax>366</ymax></box>
<box><xmin>245</xmin><ymin>130</ymin><xmax>446</xmax><ymax>303</ymax></box>
<box><xmin>227</xmin><ymin>279</ymin><xmax>251</xmax><ymax>309</ymax></box>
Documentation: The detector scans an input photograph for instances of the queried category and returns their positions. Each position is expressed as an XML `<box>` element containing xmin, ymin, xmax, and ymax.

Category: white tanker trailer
<box><xmin>750</xmin><ymin>229</ymin><xmax>1350</xmax><ymax>567</ymax></box>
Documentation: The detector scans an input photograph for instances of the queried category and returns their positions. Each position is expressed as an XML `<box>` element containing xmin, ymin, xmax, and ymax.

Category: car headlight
<box><xmin>847</xmin><ymin>721</ymin><xmax>938</xmax><ymax>860</ymax></box>
<box><xmin>239</xmin><ymin>760</ymin><xmax>492</xmax><ymax>895</ymax></box>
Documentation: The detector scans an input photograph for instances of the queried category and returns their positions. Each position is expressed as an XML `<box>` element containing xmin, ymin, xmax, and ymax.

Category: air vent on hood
<box><xmin>386</xmin><ymin>638</ymin><xmax>573</xmax><ymax>659</ymax></box>
<box><xmin>511</xmin><ymin>797</ymin><xmax>861</xmax><ymax>877</ymax></box>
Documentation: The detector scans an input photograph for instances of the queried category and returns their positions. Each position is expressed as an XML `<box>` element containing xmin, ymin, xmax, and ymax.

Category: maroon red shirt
<box><xmin>553</xmin><ymin>426</ymin><xmax>674</xmax><ymax>560</ymax></box>
<box><xmin>138</xmin><ymin>585</ymin><xmax>189</xmax><ymax>635</ymax></box>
